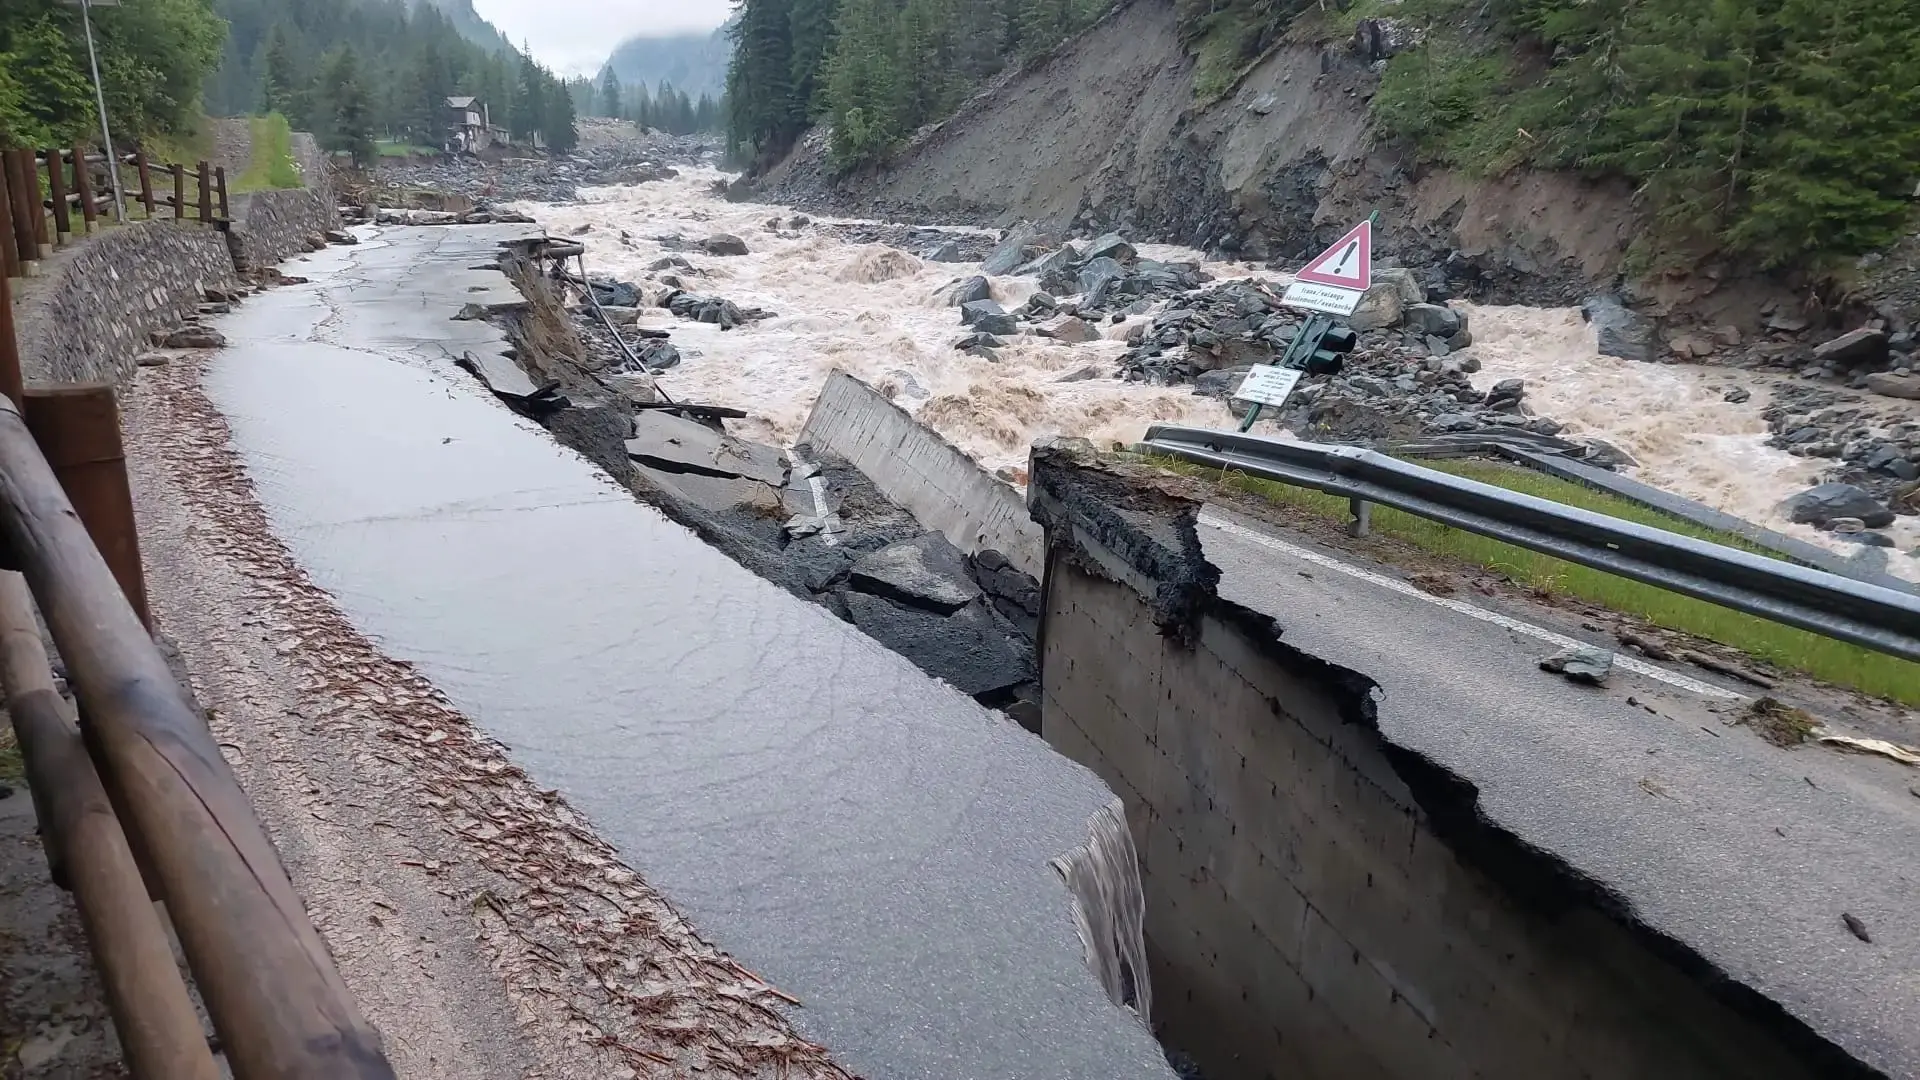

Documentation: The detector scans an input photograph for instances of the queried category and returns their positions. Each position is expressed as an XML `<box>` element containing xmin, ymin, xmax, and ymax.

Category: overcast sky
<box><xmin>471</xmin><ymin>0</ymin><xmax>733</xmax><ymax>76</ymax></box>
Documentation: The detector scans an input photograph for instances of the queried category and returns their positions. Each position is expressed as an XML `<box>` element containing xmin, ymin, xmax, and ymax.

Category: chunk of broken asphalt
<box><xmin>1540</xmin><ymin>646</ymin><xmax>1614</xmax><ymax>686</ymax></box>
<box><xmin>849</xmin><ymin>534</ymin><xmax>982</xmax><ymax>615</ymax></box>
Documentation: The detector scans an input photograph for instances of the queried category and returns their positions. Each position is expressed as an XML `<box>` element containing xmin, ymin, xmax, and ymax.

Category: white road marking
<box><xmin>1198</xmin><ymin>513</ymin><xmax>1742</xmax><ymax>700</ymax></box>
<box><xmin>787</xmin><ymin>446</ymin><xmax>840</xmax><ymax>546</ymax></box>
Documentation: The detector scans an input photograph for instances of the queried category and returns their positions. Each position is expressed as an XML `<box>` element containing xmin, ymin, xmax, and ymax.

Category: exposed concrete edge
<box><xmin>1026</xmin><ymin>444</ymin><xmax>1885</xmax><ymax>1080</ymax></box>
<box><xmin>798</xmin><ymin>371</ymin><xmax>1045</xmax><ymax>576</ymax></box>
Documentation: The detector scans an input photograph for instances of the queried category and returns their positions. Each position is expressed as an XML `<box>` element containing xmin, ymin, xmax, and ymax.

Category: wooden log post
<box><xmin>0</xmin><ymin>156</ymin><xmax>17</xmax><ymax>279</ymax></box>
<box><xmin>73</xmin><ymin>146</ymin><xmax>97</xmax><ymax>234</ymax></box>
<box><xmin>170</xmin><ymin>164</ymin><xmax>185</xmax><ymax>221</ymax></box>
<box><xmin>215</xmin><ymin>166</ymin><xmax>230</xmax><ymax>221</ymax></box>
<box><xmin>196</xmin><ymin>160</ymin><xmax>212</xmax><ymax>223</ymax></box>
<box><xmin>20</xmin><ymin>386</ymin><xmax>149</xmax><ymax>628</ymax></box>
<box><xmin>46</xmin><ymin>151</ymin><xmax>70</xmax><ymax>247</ymax></box>
<box><xmin>0</xmin><ymin>574</ymin><xmax>223</xmax><ymax>1080</ymax></box>
<box><xmin>20</xmin><ymin>152</ymin><xmax>50</xmax><ymax>258</ymax></box>
<box><xmin>5</xmin><ymin>151</ymin><xmax>38</xmax><ymax>270</ymax></box>
<box><xmin>135</xmin><ymin>150</ymin><xmax>155</xmax><ymax>217</ymax></box>
<box><xmin>0</xmin><ymin>395</ymin><xmax>398</xmax><ymax>1080</ymax></box>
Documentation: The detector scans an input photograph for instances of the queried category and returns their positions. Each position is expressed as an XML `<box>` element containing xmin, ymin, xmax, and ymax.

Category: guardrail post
<box><xmin>23</xmin><ymin>151</ymin><xmax>51</xmax><ymax>259</ymax></box>
<box><xmin>0</xmin><ymin>574</ymin><xmax>223</xmax><ymax>1080</ymax></box>
<box><xmin>73</xmin><ymin>145</ymin><xmax>97</xmax><ymax>234</ymax></box>
<box><xmin>1348</xmin><ymin>497</ymin><xmax>1371</xmax><ymax>538</ymax></box>
<box><xmin>21</xmin><ymin>386</ymin><xmax>150</xmax><ymax>628</ymax></box>
<box><xmin>215</xmin><ymin>166</ymin><xmax>230</xmax><ymax>221</ymax></box>
<box><xmin>46</xmin><ymin>150</ymin><xmax>70</xmax><ymax>247</ymax></box>
<box><xmin>170</xmin><ymin>164</ymin><xmax>184</xmax><ymax>221</ymax></box>
<box><xmin>0</xmin><ymin>157</ymin><xmax>17</xmax><ymax>279</ymax></box>
<box><xmin>196</xmin><ymin>160</ymin><xmax>212</xmax><ymax>223</ymax></box>
<box><xmin>135</xmin><ymin>150</ymin><xmax>155</xmax><ymax>217</ymax></box>
<box><xmin>5</xmin><ymin>150</ymin><xmax>39</xmax><ymax>271</ymax></box>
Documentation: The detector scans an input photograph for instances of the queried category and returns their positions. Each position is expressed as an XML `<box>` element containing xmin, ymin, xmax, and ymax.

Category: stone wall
<box><xmin>13</xmin><ymin>221</ymin><xmax>238</xmax><ymax>384</ymax></box>
<box><xmin>1029</xmin><ymin>452</ymin><xmax>1845</xmax><ymax>1080</ymax></box>
<box><xmin>225</xmin><ymin>133</ymin><xmax>341</xmax><ymax>274</ymax></box>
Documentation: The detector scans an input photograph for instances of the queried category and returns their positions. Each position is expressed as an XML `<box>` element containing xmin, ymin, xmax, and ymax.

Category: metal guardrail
<box><xmin>1140</xmin><ymin>425</ymin><xmax>1920</xmax><ymax>663</ymax></box>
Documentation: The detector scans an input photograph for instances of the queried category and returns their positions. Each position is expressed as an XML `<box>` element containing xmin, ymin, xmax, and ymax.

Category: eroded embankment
<box><xmin>1025</xmin><ymin>443</ymin><xmax>1909</xmax><ymax>1080</ymax></box>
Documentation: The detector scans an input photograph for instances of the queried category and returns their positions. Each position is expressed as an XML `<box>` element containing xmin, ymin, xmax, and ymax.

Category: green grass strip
<box><xmin>1157</xmin><ymin>455</ymin><xmax>1920</xmax><ymax>706</ymax></box>
<box><xmin>233</xmin><ymin>113</ymin><xmax>304</xmax><ymax>193</ymax></box>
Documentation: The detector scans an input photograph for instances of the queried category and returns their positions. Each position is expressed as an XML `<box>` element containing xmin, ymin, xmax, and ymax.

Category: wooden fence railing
<box><xmin>0</xmin><ymin>144</ymin><xmax>229</xmax><ymax>279</ymax></box>
<box><xmin>0</xmin><ymin>200</ymin><xmax>392</xmax><ymax>1079</ymax></box>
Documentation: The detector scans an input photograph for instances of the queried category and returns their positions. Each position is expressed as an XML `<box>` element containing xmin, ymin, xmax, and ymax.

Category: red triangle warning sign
<box><xmin>1294</xmin><ymin>220</ymin><xmax>1373</xmax><ymax>291</ymax></box>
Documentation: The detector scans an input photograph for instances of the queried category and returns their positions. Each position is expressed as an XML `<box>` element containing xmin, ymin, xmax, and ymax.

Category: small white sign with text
<box><xmin>1233</xmin><ymin>364</ymin><xmax>1304</xmax><ymax>408</ymax></box>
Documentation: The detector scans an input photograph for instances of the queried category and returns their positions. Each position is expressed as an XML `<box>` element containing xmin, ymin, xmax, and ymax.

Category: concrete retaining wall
<box><xmin>799</xmin><ymin>371</ymin><xmax>1045</xmax><ymax>575</ymax></box>
<box><xmin>1029</xmin><ymin>451</ymin><xmax>1831</xmax><ymax>1080</ymax></box>
<box><xmin>13</xmin><ymin>221</ymin><xmax>239</xmax><ymax>383</ymax></box>
<box><xmin>226</xmin><ymin>133</ymin><xmax>341</xmax><ymax>274</ymax></box>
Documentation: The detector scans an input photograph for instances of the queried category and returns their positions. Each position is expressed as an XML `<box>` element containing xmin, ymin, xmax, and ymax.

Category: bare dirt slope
<box><xmin>760</xmin><ymin>0</ymin><xmax>1637</xmax><ymax>303</ymax></box>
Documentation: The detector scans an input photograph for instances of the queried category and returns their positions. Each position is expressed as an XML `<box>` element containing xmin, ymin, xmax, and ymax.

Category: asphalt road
<box><xmin>1197</xmin><ymin>505</ymin><xmax>1920</xmax><ymax>1078</ymax></box>
<box><xmin>200</xmin><ymin>226</ymin><xmax>1174</xmax><ymax>1080</ymax></box>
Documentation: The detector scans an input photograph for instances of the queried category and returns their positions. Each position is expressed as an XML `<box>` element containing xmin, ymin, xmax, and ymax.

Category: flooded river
<box><xmin>522</xmin><ymin>169</ymin><xmax>1917</xmax><ymax>579</ymax></box>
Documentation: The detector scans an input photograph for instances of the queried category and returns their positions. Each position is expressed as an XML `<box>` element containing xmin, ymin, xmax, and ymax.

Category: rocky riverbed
<box><xmin>355</xmin><ymin>152</ymin><xmax>1918</xmax><ymax>577</ymax></box>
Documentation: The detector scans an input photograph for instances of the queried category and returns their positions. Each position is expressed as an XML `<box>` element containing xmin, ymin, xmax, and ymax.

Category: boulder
<box><xmin>1766</xmin><ymin>309</ymin><xmax>1811</xmax><ymax>334</ymax></box>
<box><xmin>1812</xmin><ymin>327</ymin><xmax>1890</xmax><ymax>369</ymax></box>
<box><xmin>590</xmin><ymin>278</ymin><xmax>642</xmax><ymax>308</ymax></box>
<box><xmin>1015</xmin><ymin>247</ymin><xmax>1081</xmax><ymax>291</ymax></box>
<box><xmin>955</xmin><ymin>332</ymin><xmax>1004</xmax><ymax>359</ymax></box>
<box><xmin>324</xmin><ymin>230</ymin><xmax>359</xmax><ymax>246</ymax></box>
<box><xmin>960</xmin><ymin>300</ymin><xmax>1019</xmax><ymax>336</ymax></box>
<box><xmin>1348</xmin><ymin>281</ymin><xmax>1405</xmax><ymax>332</ymax></box>
<box><xmin>1864</xmin><ymin>372</ymin><xmax>1920</xmax><ymax>400</ymax></box>
<box><xmin>1780</xmin><ymin>483</ymin><xmax>1895</xmax><ymax>529</ymax></box>
<box><xmin>1083</xmin><ymin>233</ymin><xmax>1137</xmax><ymax>266</ymax></box>
<box><xmin>922</xmin><ymin>241</ymin><xmax>965</xmax><ymax>263</ymax></box>
<box><xmin>1076</xmin><ymin>257</ymin><xmax>1128</xmax><ymax>305</ymax></box>
<box><xmin>939</xmin><ymin>276</ymin><xmax>994</xmax><ymax>307</ymax></box>
<box><xmin>1376</xmin><ymin>267</ymin><xmax>1426</xmax><ymax>307</ymax></box>
<box><xmin>1581</xmin><ymin>295</ymin><xmax>1654</xmax><ymax>364</ymax></box>
<box><xmin>163</xmin><ymin>326</ymin><xmax>227</xmax><ymax>350</ymax></box>
<box><xmin>701</xmin><ymin>233</ymin><xmax>750</xmax><ymax>256</ymax></box>
<box><xmin>849</xmin><ymin>534</ymin><xmax>983</xmax><ymax>615</ymax></box>
<box><xmin>1404</xmin><ymin>303</ymin><xmax>1463</xmax><ymax>338</ymax></box>
<box><xmin>1723</xmin><ymin>386</ymin><xmax>1752</xmax><ymax>404</ymax></box>
<box><xmin>1040</xmin><ymin>316</ymin><xmax>1099</xmax><ymax>344</ymax></box>
<box><xmin>981</xmin><ymin>223</ymin><xmax>1042</xmax><ymax>275</ymax></box>
<box><xmin>1193</xmin><ymin>366</ymin><xmax>1253</xmax><ymax>399</ymax></box>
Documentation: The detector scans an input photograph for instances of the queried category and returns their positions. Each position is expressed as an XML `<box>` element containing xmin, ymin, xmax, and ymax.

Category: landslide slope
<box><xmin>758</xmin><ymin>0</ymin><xmax>1639</xmax><ymax>303</ymax></box>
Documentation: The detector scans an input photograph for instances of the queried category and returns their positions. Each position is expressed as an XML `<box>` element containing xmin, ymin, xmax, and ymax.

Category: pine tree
<box><xmin>261</xmin><ymin>25</ymin><xmax>303</xmax><ymax>118</ymax></box>
<box><xmin>599</xmin><ymin>67</ymin><xmax>624</xmax><ymax>119</ymax></box>
<box><xmin>789</xmin><ymin>0</ymin><xmax>841</xmax><ymax>119</ymax></box>
<box><xmin>727</xmin><ymin>0</ymin><xmax>799</xmax><ymax>163</ymax></box>
<box><xmin>318</xmin><ymin>47</ymin><xmax>375</xmax><ymax>167</ymax></box>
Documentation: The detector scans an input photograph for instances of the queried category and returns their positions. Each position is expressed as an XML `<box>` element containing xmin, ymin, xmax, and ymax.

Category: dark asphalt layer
<box><xmin>200</xmin><ymin>227</ymin><xmax>1175</xmax><ymax>1079</ymax></box>
<box><xmin>1198</xmin><ymin>505</ymin><xmax>1920</xmax><ymax>1078</ymax></box>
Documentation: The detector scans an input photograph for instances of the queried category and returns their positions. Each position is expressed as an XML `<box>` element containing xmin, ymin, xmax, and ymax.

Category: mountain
<box><xmin>415</xmin><ymin>0</ymin><xmax>515</xmax><ymax>55</ymax></box>
<box><xmin>600</xmin><ymin>28</ymin><xmax>731</xmax><ymax>101</ymax></box>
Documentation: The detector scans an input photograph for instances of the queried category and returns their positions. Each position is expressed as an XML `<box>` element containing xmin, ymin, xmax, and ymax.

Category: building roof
<box><xmin>446</xmin><ymin>96</ymin><xmax>478</xmax><ymax>109</ymax></box>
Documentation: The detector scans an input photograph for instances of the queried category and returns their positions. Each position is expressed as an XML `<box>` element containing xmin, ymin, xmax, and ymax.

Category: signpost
<box><xmin>1233</xmin><ymin>216</ymin><xmax>1376</xmax><ymax>432</ymax></box>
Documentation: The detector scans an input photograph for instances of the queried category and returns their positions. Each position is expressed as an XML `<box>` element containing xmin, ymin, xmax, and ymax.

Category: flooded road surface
<box><xmin>202</xmin><ymin>227</ymin><xmax>1174</xmax><ymax>1080</ymax></box>
<box><xmin>525</xmin><ymin>171</ymin><xmax>1915</xmax><ymax>576</ymax></box>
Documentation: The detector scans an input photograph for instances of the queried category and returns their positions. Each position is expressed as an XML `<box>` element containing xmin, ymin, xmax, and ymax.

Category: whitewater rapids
<box><xmin>519</xmin><ymin>169</ymin><xmax>1917</xmax><ymax>581</ymax></box>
